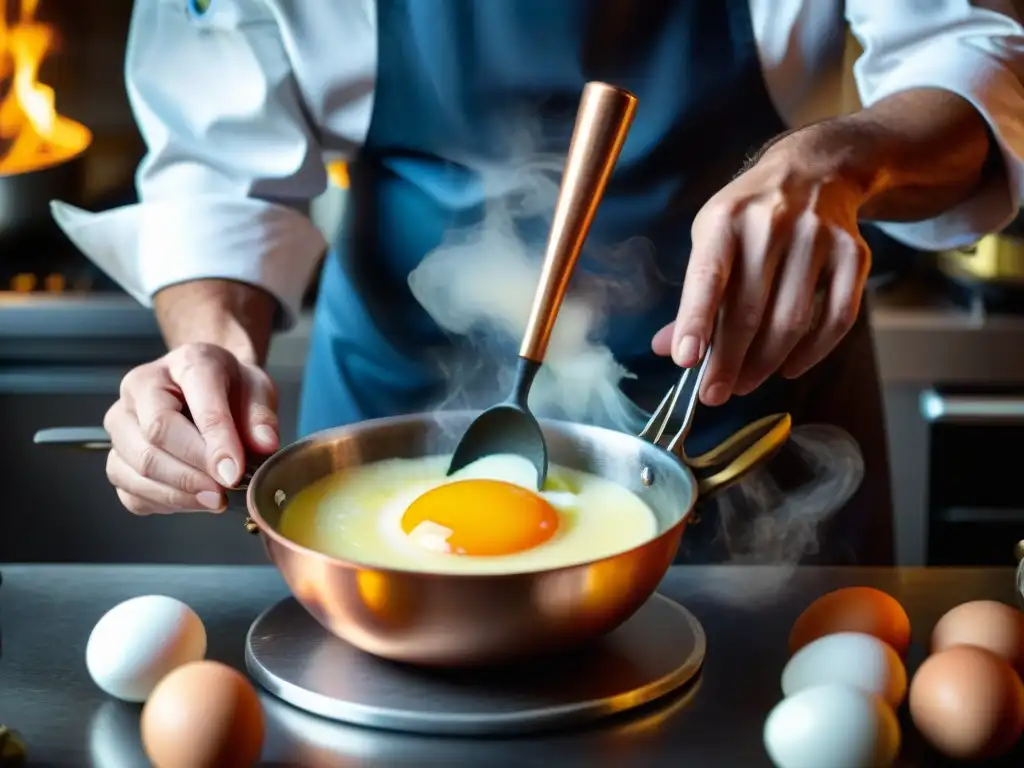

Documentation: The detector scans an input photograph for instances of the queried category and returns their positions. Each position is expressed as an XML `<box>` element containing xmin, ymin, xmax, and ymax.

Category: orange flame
<box><xmin>0</xmin><ymin>0</ymin><xmax>91</xmax><ymax>175</ymax></box>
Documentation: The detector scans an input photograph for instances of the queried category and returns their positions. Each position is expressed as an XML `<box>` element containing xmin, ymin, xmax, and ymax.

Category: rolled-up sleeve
<box><xmin>847</xmin><ymin>0</ymin><xmax>1024</xmax><ymax>250</ymax></box>
<box><xmin>54</xmin><ymin>0</ymin><xmax>332</xmax><ymax>327</ymax></box>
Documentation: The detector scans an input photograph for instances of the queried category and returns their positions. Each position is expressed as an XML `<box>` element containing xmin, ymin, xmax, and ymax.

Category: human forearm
<box><xmin>770</xmin><ymin>88</ymin><xmax>993</xmax><ymax>223</ymax></box>
<box><xmin>153</xmin><ymin>280</ymin><xmax>277</xmax><ymax>367</ymax></box>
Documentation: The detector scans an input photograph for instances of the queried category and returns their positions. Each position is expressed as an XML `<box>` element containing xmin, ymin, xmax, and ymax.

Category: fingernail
<box><xmin>197</xmin><ymin>491</ymin><xmax>223</xmax><ymax>511</ymax></box>
<box><xmin>675</xmin><ymin>335</ymin><xmax>702</xmax><ymax>367</ymax></box>
<box><xmin>217</xmin><ymin>458</ymin><xmax>238</xmax><ymax>486</ymax></box>
<box><xmin>254</xmin><ymin>425</ymin><xmax>277</xmax><ymax>448</ymax></box>
<box><xmin>704</xmin><ymin>383</ymin><xmax>729</xmax><ymax>405</ymax></box>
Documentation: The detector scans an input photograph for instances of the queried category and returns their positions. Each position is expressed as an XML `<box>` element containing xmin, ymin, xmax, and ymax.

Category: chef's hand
<box><xmin>651</xmin><ymin>130</ymin><xmax>872</xmax><ymax>406</ymax></box>
<box><xmin>103</xmin><ymin>343</ymin><xmax>279</xmax><ymax>515</ymax></box>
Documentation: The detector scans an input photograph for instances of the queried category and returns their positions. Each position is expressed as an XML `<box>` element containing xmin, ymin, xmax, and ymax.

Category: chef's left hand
<box><xmin>652</xmin><ymin>129</ymin><xmax>872</xmax><ymax>406</ymax></box>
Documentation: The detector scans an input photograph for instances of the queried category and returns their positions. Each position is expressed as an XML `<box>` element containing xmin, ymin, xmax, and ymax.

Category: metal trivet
<box><xmin>245</xmin><ymin>593</ymin><xmax>706</xmax><ymax>736</ymax></box>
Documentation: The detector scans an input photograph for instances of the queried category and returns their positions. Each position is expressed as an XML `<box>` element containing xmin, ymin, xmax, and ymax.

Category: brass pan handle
<box><xmin>686</xmin><ymin>413</ymin><xmax>792</xmax><ymax>496</ymax></box>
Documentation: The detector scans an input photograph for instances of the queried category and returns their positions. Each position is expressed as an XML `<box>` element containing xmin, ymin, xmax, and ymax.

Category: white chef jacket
<box><xmin>51</xmin><ymin>0</ymin><xmax>1024</xmax><ymax>329</ymax></box>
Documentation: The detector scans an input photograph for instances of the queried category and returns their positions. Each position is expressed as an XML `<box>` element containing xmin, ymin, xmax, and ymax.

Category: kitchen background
<box><xmin>1</xmin><ymin>1</ymin><xmax>1023</xmax><ymax>568</ymax></box>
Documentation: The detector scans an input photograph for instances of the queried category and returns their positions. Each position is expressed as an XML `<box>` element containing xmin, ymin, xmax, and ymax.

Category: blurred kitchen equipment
<box><xmin>919</xmin><ymin>387</ymin><xmax>1024</xmax><ymax>565</ymax></box>
<box><xmin>448</xmin><ymin>81</ymin><xmax>638</xmax><ymax>488</ymax></box>
<box><xmin>0</xmin><ymin>0</ymin><xmax>93</xmax><ymax>241</ymax></box>
<box><xmin>0</xmin><ymin>155</ymin><xmax>86</xmax><ymax>241</ymax></box>
<box><xmin>937</xmin><ymin>213</ymin><xmax>1024</xmax><ymax>312</ymax></box>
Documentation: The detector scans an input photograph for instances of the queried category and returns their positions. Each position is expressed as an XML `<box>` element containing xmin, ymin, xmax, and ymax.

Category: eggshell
<box><xmin>141</xmin><ymin>660</ymin><xmax>264</xmax><ymax>768</ymax></box>
<box><xmin>789</xmin><ymin>587</ymin><xmax>911</xmax><ymax>657</ymax></box>
<box><xmin>930</xmin><ymin>600</ymin><xmax>1024</xmax><ymax>674</ymax></box>
<box><xmin>909</xmin><ymin>645</ymin><xmax>1024</xmax><ymax>761</ymax></box>
<box><xmin>86</xmin><ymin>595</ymin><xmax>207</xmax><ymax>702</ymax></box>
<box><xmin>763</xmin><ymin>684</ymin><xmax>900</xmax><ymax>768</ymax></box>
<box><xmin>781</xmin><ymin>632</ymin><xmax>907</xmax><ymax>708</ymax></box>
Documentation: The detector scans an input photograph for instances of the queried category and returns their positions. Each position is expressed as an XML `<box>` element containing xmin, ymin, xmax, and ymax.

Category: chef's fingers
<box><xmin>107</xmin><ymin>449</ymin><xmax>222</xmax><ymax>515</ymax></box>
<box><xmin>781</xmin><ymin>229</ymin><xmax>869</xmax><ymax>379</ymax></box>
<box><xmin>733</xmin><ymin>211</ymin><xmax>830</xmax><ymax>396</ymax></box>
<box><xmin>104</xmin><ymin>400</ymin><xmax>223</xmax><ymax>504</ymax></box>
<box><xmin>120</xmin><ymin>365</ymin><xmax>210</xmax><ymax>473</ymax></box>
<box><xmin>701</xmin><ymin>199</ymin><xmax>790</xmax><ymax>405</ymax></box>
<box><xmin>115</xmin><ymin>489</ymin><xmax>159</xmax><ymax>517</ymax></box>
<box><xmin>167</xmin><ymin>345</ymin><xmax>247</xmax><ymax>488</ymax></box>
<box><xmin>238</xmin><ymin>366</ymin><xmax>280</xmax><ymax>455</ymax></box>
<box><xmin>672</xmin><ymin>205</ymin><xmax>737</xmax><ymax>369</ymax></box>
<box><xmin>650</xmin><ymin>322</ymin><xmax>674</xmax><ymax>357</ymax></box>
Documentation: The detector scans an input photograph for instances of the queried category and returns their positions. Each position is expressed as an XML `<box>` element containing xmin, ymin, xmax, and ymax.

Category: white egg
<box><xmin>85</xmin><ymin>595</ymin><xmax>207</xmax><ymax>702</ymax></box>
<box><xmin>781</xmin><ymin>632</ymin><xmax>907</xmax><ymax>708</ymax></box>
<box><xmin>764</xmin><ymin>685</ymin><xmax>900</xmax><ymax>768</ymax></box>
<box><xmin>376</xmin><ymin>484</ymin><xmax>442</xmax><ymax>559</ymax></box>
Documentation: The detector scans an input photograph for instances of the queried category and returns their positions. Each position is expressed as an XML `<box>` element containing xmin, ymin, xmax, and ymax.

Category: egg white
<box><xmin>278</xmin><ymin>453</ymin><xmax>658</xmax><ymax>574</ymax></box>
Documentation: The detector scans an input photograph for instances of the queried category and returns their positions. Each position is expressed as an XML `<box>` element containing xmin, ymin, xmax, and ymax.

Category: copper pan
<box><xmin>243</xmin><ymin>407</ymin><xmax>789</xmax><ymax>666</ymax></box>
<box><xmin>34</xmin><ymin>399</ymin><xmax>789</xmax><ymax>666</ymax></box>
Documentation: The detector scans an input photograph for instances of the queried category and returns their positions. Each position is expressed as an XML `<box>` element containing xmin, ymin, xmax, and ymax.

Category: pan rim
<box><xmin>245</xmin><ymin>410</ymin><xmax>696</xmax><ymax>580</ymax></box>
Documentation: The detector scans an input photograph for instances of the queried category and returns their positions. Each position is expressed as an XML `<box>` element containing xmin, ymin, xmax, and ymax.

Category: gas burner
<box><xmin>245</xmin><ymin>594</ymin><xmax>705</xmax><ymax>736</ymax></box>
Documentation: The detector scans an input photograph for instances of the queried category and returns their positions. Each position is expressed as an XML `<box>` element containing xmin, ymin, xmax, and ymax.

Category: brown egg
<box><xmin>909</xmin><ymin>645</ymin><xmax>1024</xmax><ymax>761</ymax></box>
<box><xmin>931</xmin><ymin>600</ymin><xmax>1024</xmax><ymax>675</ymax></box>
<box><xmin>789</xmin><ymin>587</ymin><xmax>911</xmax><ymax>657</ymax></box>
<box><xmin>141</xmin><ymin>660</ymin><xmax>264</xmax><ymax>768</ymax></box>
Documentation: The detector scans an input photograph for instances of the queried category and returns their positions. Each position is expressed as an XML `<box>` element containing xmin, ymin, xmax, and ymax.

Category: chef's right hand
<box><xmin>103</xmin><ymin>343</ymin><xmax>279</xmax><ymax>515</ymax></box>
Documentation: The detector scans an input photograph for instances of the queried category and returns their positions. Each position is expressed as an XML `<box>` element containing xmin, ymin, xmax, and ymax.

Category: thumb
<box><xmin>651</xmin><ymin>322</ymin><xmax>675</xmax><ymax>357</ymax></box>
<box><xmin>239</xmin><ymin>367</ymin><xmax>280</xmax><ymax>455</ymax></box>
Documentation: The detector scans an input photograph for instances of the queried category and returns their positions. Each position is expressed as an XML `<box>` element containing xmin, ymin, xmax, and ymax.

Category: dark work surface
<box><xmin>0</xmin><ymin>565</ymin><xmax>1022</xmax><ymax>767</ymax></box>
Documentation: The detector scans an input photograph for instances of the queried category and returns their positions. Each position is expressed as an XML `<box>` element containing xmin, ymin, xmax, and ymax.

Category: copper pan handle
<box><xmin>32</xmin><ymin>426</ymin><xmax>262</xmax><ymax>532</ymax></box>
<box><xmin>520</xmin><ymin>81</ymin><xmax>638</xmax><ymax>362</ymax></box>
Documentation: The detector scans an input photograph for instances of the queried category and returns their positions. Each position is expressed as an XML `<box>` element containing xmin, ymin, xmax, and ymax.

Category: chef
<box><xmin>54</xmin><ymin>0</ymin><xmax>1024</xmax><ymax>565</ymax></box>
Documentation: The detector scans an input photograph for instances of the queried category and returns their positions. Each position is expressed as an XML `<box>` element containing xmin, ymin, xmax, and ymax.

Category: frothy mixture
<box><xmin>277</xmin><ymin>454</ymin><xmax>659</xmax><ymax>574</ymax></box>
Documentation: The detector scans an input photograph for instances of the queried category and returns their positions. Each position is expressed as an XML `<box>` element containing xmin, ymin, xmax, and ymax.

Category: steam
<box><xmin>407</xmin><ymin>132</ymin><xmax>860</xmax><ymax>581</ymax></box>
<box><xmin>408</xmin><ymin>137</ymin><xmax>655</xmax><ymax>434</ymax></box>
<box><xmin>678</xmin><ymin>424</ymin><xmax>866</xmax><ymax>607</ymax></box>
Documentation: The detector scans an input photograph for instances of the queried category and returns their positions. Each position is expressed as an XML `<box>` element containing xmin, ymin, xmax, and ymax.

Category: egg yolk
<box><xmin>400</xmin><ymin>479</ymin><xmax>559</xmax><ymax>556</ymax></box>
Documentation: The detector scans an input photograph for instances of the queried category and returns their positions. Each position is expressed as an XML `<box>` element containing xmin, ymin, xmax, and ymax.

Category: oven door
<box><xmin>921</xmin><ymin>388</ymin><xmax>1024</xmax><ymax>566</ymax></box>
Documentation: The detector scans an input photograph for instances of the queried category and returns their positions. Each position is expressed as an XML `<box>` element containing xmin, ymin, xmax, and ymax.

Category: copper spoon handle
<box><xmin>519</xmin><ymin>82</ymin><xmax>638</xmax><ymax>363</ymax></box>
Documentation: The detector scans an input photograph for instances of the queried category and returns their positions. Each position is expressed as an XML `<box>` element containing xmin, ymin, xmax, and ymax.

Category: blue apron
<box><xmin>299</xmin><ymin>0</ymin><xmax>895</xmax><ymax>564</ymax></box>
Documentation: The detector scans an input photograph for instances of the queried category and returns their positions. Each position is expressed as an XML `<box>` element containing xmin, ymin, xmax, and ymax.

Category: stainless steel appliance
<box><xmin>937</xmin><ymin>214</ymin><xmax>1024</xmax><ymax>312</ymax></box>
<box><xmin>919</xmin><ymin>388</ymin><xmax>1024</xmax><ymax>566</ymax></box>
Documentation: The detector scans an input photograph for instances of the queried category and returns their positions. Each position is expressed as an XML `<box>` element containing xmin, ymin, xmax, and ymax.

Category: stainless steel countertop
<box><xmin>1</xmin><ymin>564</ymin><xmax>1021</xmax><ymax>766</ymax></box>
